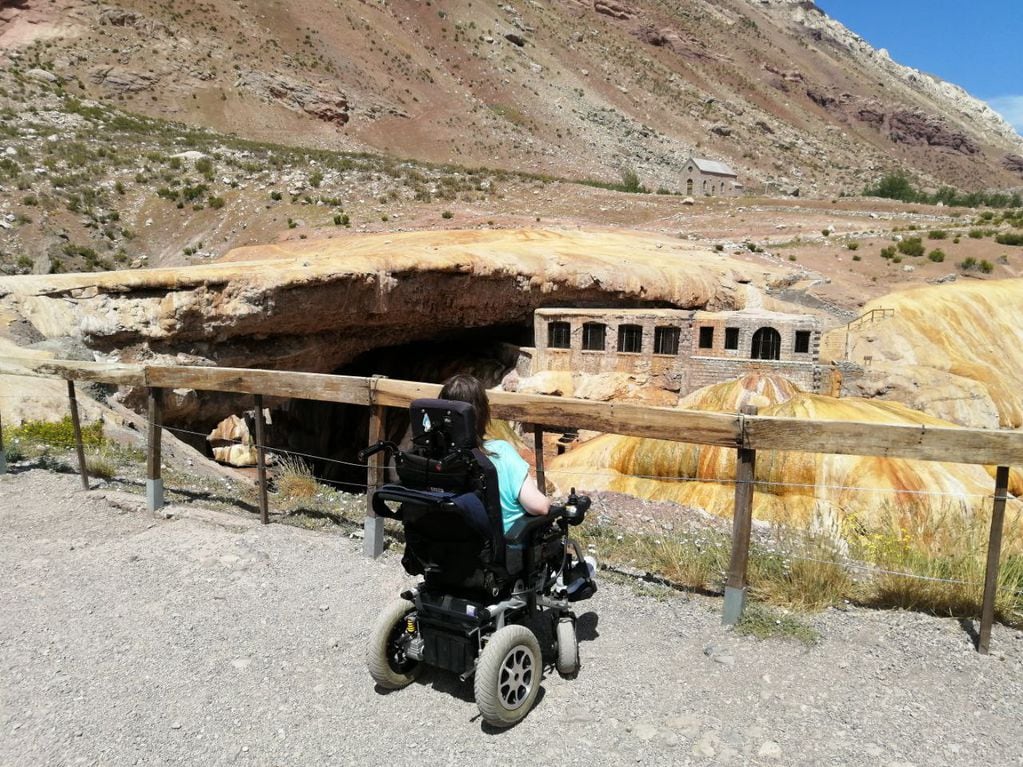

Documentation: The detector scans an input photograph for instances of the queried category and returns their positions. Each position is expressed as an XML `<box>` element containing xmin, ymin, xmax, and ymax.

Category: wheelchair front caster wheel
<box><xmin>367</xmin><ymin>598</ymin><xmax>421</xmax><ymax>689</ymax></box>
<box><xmin>555</xmin><ymin>617</ymin><xmax>580</xmax><ymax>678</ymax></box>
<box><xmin>475</xmin><ymin>625</ymin><xmax>542</xmax><ymax>727</ymax></box>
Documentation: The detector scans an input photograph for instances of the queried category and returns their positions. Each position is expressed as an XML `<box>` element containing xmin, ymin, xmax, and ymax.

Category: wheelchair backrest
<box><xmin>394</xmin><ymin>399</ymin><xmax>507</xmax><ymax>580</ymax></box>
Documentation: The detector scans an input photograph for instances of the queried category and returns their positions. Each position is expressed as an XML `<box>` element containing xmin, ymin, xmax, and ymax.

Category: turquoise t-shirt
<box><xmin>483</xmin><ymin>439</ymin><xmax>530</xmax><ymax>535</ymax></box>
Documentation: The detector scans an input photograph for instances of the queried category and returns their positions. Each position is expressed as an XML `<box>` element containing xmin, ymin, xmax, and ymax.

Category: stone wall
<box><xmin>528</xmin><ymin>307</ymin><xmax>823</xmax><ymax>394</ymax></box>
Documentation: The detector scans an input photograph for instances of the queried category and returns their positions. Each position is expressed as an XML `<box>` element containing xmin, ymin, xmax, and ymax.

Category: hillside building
<box><xmin>520</xmin><ymin>307</ymin><xmax>823</xmax><ymax>394</ymax></box>
<box><xmin>683</xmin><ymin>157</ymin><xmax>740</xmax><ymax>197</ymax></box>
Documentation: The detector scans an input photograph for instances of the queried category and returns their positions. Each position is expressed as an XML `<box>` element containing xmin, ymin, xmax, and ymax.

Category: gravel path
<box><xmin>2</xmin><ymin>468</ymin><xmax>1022</xmax><ymax>767</ymax></box>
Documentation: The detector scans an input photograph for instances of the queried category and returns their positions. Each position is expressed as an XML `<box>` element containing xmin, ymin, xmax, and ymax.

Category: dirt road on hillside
<box><xmin>2</xmin><ymin>469</ymin><xmax>1022</xmax><ymax>766</ymax></box>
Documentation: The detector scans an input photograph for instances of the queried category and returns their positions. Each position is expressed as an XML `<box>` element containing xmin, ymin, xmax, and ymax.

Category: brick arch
<box><xmin>751</xmin><ymin>326</ymin><xmax>781</xmax><ymax>360</ymax></box>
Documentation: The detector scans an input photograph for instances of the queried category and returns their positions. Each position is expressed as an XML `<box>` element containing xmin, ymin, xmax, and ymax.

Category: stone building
<box><xmin>522</xmin><ymin>307</ymin><xmax>823</xmax><ymax>394</ymax></box>
<box><xmin>683</xmin><ymin>156</ymin><xmax>739</xmax><ymax>197</ymax></box>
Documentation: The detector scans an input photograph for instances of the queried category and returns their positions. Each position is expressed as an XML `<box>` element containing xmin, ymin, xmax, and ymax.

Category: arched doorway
<box><xmin>751</xmin><ymin>327</ymin><xmax>781</xmax><ymax>360</ymax></box>
<box><xmin>686</xmin><ymin>178</ymin><xmax>693</xmax><ymax>195</ymax></box>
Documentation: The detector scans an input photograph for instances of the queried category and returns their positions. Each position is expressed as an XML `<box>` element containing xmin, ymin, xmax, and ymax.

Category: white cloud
<box><xmin>987</xmin><ymin>95</ymin><xmax>1023</xmax><ymax>135</ymax></box>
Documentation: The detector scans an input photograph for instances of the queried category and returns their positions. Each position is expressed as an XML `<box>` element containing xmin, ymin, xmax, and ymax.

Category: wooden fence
<box><xmin>0</xmin><ymin>355</ymin><xmax>1020</xmax><ymax>653</ymax></box>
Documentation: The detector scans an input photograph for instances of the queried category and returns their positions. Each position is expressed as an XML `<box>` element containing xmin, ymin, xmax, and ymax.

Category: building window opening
<box><xmin>654</xmin><ymin>326</ymin><xmax>680</xmax><ymax>355</ymax></box>
<box><xmin>751</xmin><ymin>327</ymin><xmax>781</xmax><ymax>360</ymax></box>
<box><xmin>618</xmin><ymin>324</ymin><xmax>643</xmax><ymax>353</ymax></box>
<box><xmin>698</xmin><ymin>326</ymin><xmax>714</xmax><ymax>349</ymax></box>
<box><xmin>794</xmin><ymin>330</ymin><xmax>811</xmax><ymax>354</ymax></box>
<box><xmin>548</xmin><ymin>321</ymin><xmax>571</xmax><ymax>349</ymax></box>
<box><xmin>686</xmin><ymin>178</ymin><xmax>694</xmax><ymax>195</ymax></box>
<box><xmin>582</xmin><ymin>322</ymin><xmax>606</xmax><ymax>351</ymax></box>
<box><xmin>725</xmin><ymin>327</ymin><xmax>739</xmax><ymax>350</ymax></box>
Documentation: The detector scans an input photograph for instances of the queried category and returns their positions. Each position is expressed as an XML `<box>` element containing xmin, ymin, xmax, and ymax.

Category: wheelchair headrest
<box><xmin>409</xmin><ymin>398</ymin><xmax>477</xmax><ymax>454</ymax></box>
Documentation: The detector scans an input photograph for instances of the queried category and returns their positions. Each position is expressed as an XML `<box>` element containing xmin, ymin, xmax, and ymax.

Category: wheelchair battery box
<box><xmin>419</xmin><ymin>622</ymin><xmax>476</xmax><ymax>674</ymax></box>
<box><xmin>416</xmin><ymin>592</ymin><xmax>485</xmax><ymax>674</ymax></box>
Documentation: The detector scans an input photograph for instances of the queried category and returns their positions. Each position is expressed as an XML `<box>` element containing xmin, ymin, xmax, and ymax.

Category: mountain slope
<box><xmin>2</xmin><ymin>0</ymin><xmax>1021</xmax><ymax>196</ymax></box>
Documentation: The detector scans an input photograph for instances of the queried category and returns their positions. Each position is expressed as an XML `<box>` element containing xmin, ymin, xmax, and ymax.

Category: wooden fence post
<box><xmin>146</xmin><ymin>387</ymin><xmax>164</xmax><ymax>511</ymax></box>
<box><xmin>253</xmin><ymin>395</ymin><xmax>269</xmax><ymax>525</ymax></box>
<box><xmin>978</xmin><ymin>465</ymin><xmax>1010</xmax><ymax>654</ymax></box>
<box><xmin>67</xmin><ymin>379</ymin><xmax>90</xmax><ymax>490</ymax></box>
<box><xmin>364</xmin><ymin>376</ymin><xmax>386</xmax><ymax>558</ymax></box>
<box><xmin>533</xmin><ymin>424</ymin><xmax>546</xmax><ymax>492</ymax></box>
<box><xmin>723</xmin><ymin>404</ymin><xmax>758</xmax><ymax>625</ymax></box>
<box><xmin>0</xmin><ymin>404</ymin><xmax>6</xmax><ymax>475</ymax></box>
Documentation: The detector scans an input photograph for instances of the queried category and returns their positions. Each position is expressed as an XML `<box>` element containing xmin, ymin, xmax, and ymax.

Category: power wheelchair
<box><xmin>358</xmin><ymin>398</ymin><xmax>595</xmax><ymax>727</ymax></box>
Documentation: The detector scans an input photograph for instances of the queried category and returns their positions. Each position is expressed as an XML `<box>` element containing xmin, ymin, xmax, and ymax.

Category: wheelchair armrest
<box><xmin>505</xmin><ymin>508</ymin><xmax>564</xmax><ymax>546</ymax></box>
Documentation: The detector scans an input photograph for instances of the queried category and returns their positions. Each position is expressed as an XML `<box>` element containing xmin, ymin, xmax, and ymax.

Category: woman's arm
<box><xmin>517</xmin><ymin>473</ymin><xmax>550</xmax><ymax>516</ymax></box>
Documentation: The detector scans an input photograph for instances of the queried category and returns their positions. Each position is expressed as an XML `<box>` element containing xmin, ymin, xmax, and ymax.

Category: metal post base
<box><xmin>722</xmin><ymin>585</ymin><xmax>748</xmax><ymax>626</ymax></box>
<box><xmin>146</xmin><ymin>478</ymin><xmax>165</xmax><ymax>512</ymax></box>
<box><xmin>363</xmin><ymin>516</ymin><xmax>384</xmax><ymax>559</ymax></box>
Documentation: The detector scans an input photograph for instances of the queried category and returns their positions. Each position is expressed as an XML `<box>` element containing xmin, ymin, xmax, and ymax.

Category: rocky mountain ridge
<box><xmin>1</xmin><ymin>0</ymin><xmax>1021</xmax><ymax>197</ymax></box>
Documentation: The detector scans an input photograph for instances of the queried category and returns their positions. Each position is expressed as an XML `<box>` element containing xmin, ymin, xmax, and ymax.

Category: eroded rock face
<box><xmin>888</xmin><ymin>110</ymin><xmax>979</xmax><ymax>154</ymax></box>
<box><xmin>0</xmin><ymin>229</ymin><xmax>764</xmax><ymax>420</ymax></box>
<box><xmin>235</xmin><ymin>70</ymin><xmax>349</xmax><ymax>126</ymax></box>
<box><xmin>1004</xmin><ymin>154</ymin><xmax>1023</xmax><ymax>175</ymax></box>
<box><xmin>833</xmin><ymin>278</ymin><xmax>1023</xmax><ymax>429</ymax></box>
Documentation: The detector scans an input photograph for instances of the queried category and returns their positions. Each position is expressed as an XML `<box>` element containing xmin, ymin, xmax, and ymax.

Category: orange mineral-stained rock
<box><xmin>547</xmin><ymin>374</ymin><xmax>1022</xmax><ymax>528</ymax></box>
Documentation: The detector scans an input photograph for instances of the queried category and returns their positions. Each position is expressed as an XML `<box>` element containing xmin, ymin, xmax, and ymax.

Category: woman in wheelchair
<box><xmin>362</xmin><ymin>373</ymin><xmax>596</xmax><ymax>727</ymax></box>
<box><xmin>438</xmin><ymin>373</ymin><xmax>550</xmax><ymax>533</ymax></box>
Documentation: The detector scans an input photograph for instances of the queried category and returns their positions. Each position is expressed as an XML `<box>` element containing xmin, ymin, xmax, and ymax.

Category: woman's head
<box><xmin>439</xmin><ymin>373</ymin><xmax>490</xmax><ymax>447</ymax></box>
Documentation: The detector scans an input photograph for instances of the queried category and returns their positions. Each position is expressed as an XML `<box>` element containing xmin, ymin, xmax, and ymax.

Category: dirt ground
<box><xmin>3</xmin><ymin>468</ymin><xmax>1022</xmax><ymax>766</ymax></box>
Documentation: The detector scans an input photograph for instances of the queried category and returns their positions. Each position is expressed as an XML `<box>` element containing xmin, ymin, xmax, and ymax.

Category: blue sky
<box><xmin>816</xmin><ymin>1</ymin><xmax>1023</xmax><ymax>135</ymax></box>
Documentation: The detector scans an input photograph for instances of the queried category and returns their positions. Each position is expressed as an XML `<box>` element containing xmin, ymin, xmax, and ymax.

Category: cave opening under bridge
<box><xmin>251</xmin><ymin>323</ymin><xmax>530</xmax><ymax>492</ymax></box>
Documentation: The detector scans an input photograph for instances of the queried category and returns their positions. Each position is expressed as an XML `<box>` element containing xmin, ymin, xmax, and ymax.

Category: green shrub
<box><xmin>270</xmin><ymin>190</ymin><xmax>282</xmax><ymax>201</ymax></box>
<box><xmin>821</xmin><ymin>229</ymin><xmax>830</xmax><ymax>237</ymax></box>
<box><xmin>846</xmin><ymin>242</ymin><xmax>859</xmax><ymax>251</ymax></box>
<box><xmin>980</xmin><ymin>260</ymin><xmax>994</xmax><ymax>273</ymax></box>
<box><xmin>880</xmin><ymin>246</ymin><xmax>896</xmax><ymax>260</ymax></box>
<box><xmin>441</xmin><ymin>210</ymin><xmax>453</xmax><ymax>219</ymax></box>
<box><xmin>7</xmin><ymin>416</ymin><xmax>103</xmax><ymax>450</ymax></box>
<box><xmin>309</xmin><ymin>170</ymin><xmax>323</xmax><ymax>188</ymax></box>
<box><xmin>851</xmin><ymin>254</ymin><xmax>861</xmax><ymax>261</ymax></box>
<box><xmin>928</xmin><ymin>230</ymin><xmax>947</xmax><ymax>240</ymax></box>
<box><xmin>896</xmin><ymin>237</ymin><xmax>924</xmax><ymax>257</ymax></box>
<box><xmin>968</xmin><ymin>229</ymin><xmax>985</xmax><ymax>239</ymax></box>
<box><xmin>959</xmin><ymin>256</ymin><xmax>978</xmax><ymax>271</ymax></box>
<box><xmin>928</xmin><ymin>249</ymin><xmax>945</xmax><ymax>263</ymax></box>
<box><xmin>208</xmin><ymin>196</ymin><xmax>225</xmax><ymax>209</ymax></box>
<box><xmin>995</xmin><ymin>232</ymin><xmax>1023</xmax><ymax>246</ymax></box>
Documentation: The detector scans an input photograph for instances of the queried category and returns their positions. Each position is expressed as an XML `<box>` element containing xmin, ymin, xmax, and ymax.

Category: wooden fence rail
<box><xmin>1</xmin><ymin>355</ymin><xmax>1020</xmax><ymax>652</ymax></box>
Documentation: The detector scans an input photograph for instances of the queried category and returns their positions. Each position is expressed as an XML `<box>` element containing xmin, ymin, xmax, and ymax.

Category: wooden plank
<box><xmin>253</xmin><ymin>395</ymin><xmax>269</xmax><ymax>525</ymax></box>
<box><xmin>67</xmin><ymin>380</ymin><xmax>90</xmax><ymax>490</ymax></box>
<box><xmin>723</xmin><ymin>405</ymin><xmax>758</xmax><ymax>626</ymax></box>
<box><xmin>145</xmin><ymin>365</ymin><xmax>372</xmax><ymax>405</ymax></box>
<box><xmin>364</xmin><ymin>397</ymin><xmax>386</xmax><ymax>559</ymax></box>
<box><xmin>978</xmin><ymin>466</ymin><xmax>1010</xmax><ymax>654</ymax></box>
<box><xmin>532</xmin><ymin>425</ymin><xmax>546</xmax><ymax>492</ymax></box>
<box><xmin>372</xmin><ymin>379</ymin><xmax>743</xmax><ymax>446</ymax></box>
<box><xmin>146</xmin><ymin>388</ymin><xmax>163</xmax><ymax>482</ymax></box>
<box><xmin>146</xmin><ymin>387</ymin><xmax>164</xmax><ymax>512</ymax></box>
<box><xmin>745</xmin><ymin>416</ymin><xmax>1023</xmax><ymax>466</ymax></box>
<box><xmin>0</xmin><ymin>356</ymin><xmax>145</xmax><ymax>386</ymax></box>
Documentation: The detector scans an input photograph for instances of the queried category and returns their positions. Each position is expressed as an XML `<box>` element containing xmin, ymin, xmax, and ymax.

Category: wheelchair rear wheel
<box><xmin>474</xmin><ymin>625</ymin><xmax>542</xmax><ymax>727</ymax></box>
<box><xmin>367</xmin><ymin>598</ymin><xmax>421</xmax><ymax>689</ymax></box>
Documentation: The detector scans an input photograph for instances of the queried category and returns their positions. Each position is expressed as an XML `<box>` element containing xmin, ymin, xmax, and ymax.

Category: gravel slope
<box><xmin>2</xmin><ymin>469</ymin><xmax>1022</xmax><ymax>767</ymax></box>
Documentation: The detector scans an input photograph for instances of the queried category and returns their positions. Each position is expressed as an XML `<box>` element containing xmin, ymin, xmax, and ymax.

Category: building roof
<box><xmin>690</xmin><ymin>157</ymin><xmax>737</xmax><ymax>177</ymax></box>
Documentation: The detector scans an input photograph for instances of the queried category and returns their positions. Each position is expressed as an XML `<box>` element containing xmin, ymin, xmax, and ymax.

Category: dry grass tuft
<box><xmin>274</xmin><ymin>455</ymin><xmax>319</xmax><ymax>504</ymax></box>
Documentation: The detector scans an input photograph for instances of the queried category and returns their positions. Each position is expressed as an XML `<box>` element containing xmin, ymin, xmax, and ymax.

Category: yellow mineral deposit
<box><xmin>547</xmin><ymin>373</ymin><xmax>1023</xmax><ymax>528</ymax></box>
<box><xmin>835</xmin><ymin>278</ymin><xmax>1023</xmax><ymax>429</ymax></box>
